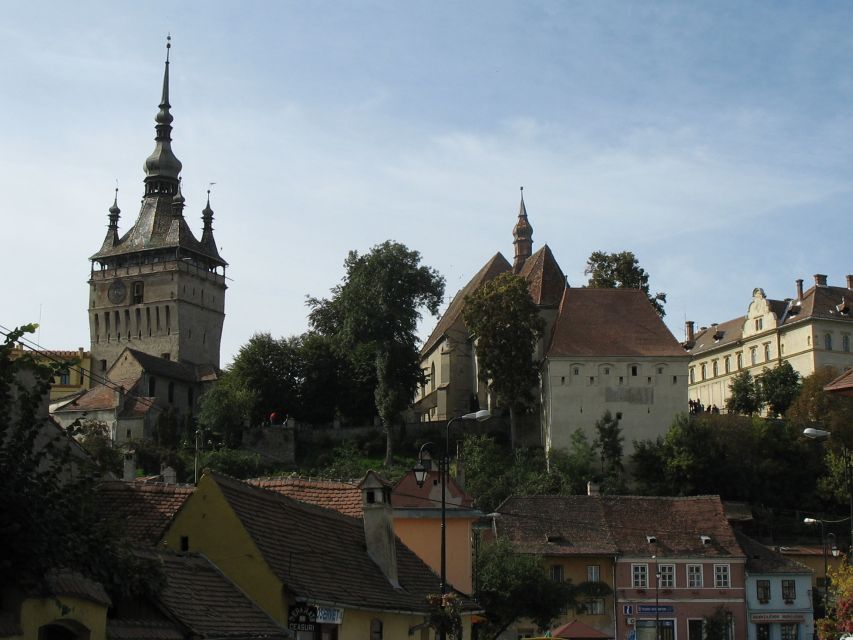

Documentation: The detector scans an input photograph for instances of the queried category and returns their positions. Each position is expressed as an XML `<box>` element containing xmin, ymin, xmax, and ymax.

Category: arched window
<box><xmin>825</xmin><ymin>334</ymin><xmax>833</xmax><ymax>351</ymax></box>
<box><xmin>430</xmin><ymin>362</ymin><xmax>436</xmax><ymax>392</ymax></box>
<box><xmin>370</xmin><ymin>619</ymin><xmax>383</xmax><ymax>640</ymax></box>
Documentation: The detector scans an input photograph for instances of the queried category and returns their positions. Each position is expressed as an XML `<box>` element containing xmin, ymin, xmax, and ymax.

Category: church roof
<box><xmin>548</xmin><ymin>288</ymin><xmax>686</xmax><ymax>358</ymax></box>
<box><xmin>420</xmin><ymin>252</ymin><xmax>511</xmax><ymax>356</ymax></box>
<box><xmin>519</xmin><ymin>244</ymin><xmax>566</xmax><ymax>307</ymax></box>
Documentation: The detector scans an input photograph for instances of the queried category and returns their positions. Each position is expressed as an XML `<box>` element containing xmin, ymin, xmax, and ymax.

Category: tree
<box><xmin>757</xmin><ymin>362</ymin><xmax>801</xmax><ymax>417</ymax></box>
<box><xmin>476</xmin><ymin>537</ymin><xmax>609</xmax><ymax>639</ymax></box>
<box><xmin>817</xmin><ymin>561</ymin><xmax>853</xmax><ymax>639</ymax></box>
<box><xmin>549</xmin><ymin>429</ymin><xmax>597</xmax><ymax>495</ymax></box>
<box><xmin>593</xmin><ymin>410</ymin><xmax>626</xmax><ymax>493</ymax></box>
<box><xmin>584</xmin><ymin>250</ymin><xmax>666</xmax><ymax>317</ymax></box>
<box><xmin>787</xmin><ymin>367</ymin><xmax>853</xmax><ymax>442</ymax></box>
<box><xmin>309</xmin><ymin>241</ymin><xmax>445</xmax><ymax>465</ymax></box>
<box><xmin>78</xmin><ymin>419</ymin><xmax>122</xmax><ymax>476</ymax></box>
<box><xmin>197</xmin><ymin>370</ymin><xmax>256</xmax><ymax>448</ymax></box>
<box><xmin>726</xmin><ymin>370</ymin><xmax>760</xmax><ymax>415</ymax></box>
<box><xmin>0</xmin><ymin>325</ymin><xmax>162</xmax><ymax>596</ymax></box>
<box><xmin>463</xmin><ymin>272</ymin><xmax>545</xmax><ymax>446</ymax></box>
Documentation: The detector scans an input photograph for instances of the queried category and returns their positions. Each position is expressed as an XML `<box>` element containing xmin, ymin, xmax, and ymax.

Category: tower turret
<box><xmin>512</xmin><ymin>186</ymin><xmax>533</xmax><ymax>273</ymax></box>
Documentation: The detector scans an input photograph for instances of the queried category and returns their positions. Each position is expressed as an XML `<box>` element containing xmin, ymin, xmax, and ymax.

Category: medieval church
<box><xmin>53</xmin><ymin>40</ymin><xmax>226</xmax><ymax>443</ymax></box>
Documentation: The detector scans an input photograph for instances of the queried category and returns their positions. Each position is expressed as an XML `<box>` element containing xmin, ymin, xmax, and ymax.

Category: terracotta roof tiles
<box><xmin>519</xmin><ymin>244</ymin><xmax>566</xmax><ymax>307</ymax></box>
<box><xmin>249</xmin><ymin>476</ymin><xmax>363</xmax><ymax>518</ymax></box>
<box><xmin>96</xmin><ymin>481</ymin><xmax>194</xmax><ymax>546</ymax></box>
<box><xmin>548</xmin><ymin>288</ymin><xmax>687</xmax><ymax>358</ymax></box>
<box><xmin>735</xmin><ymin>533</ymin><xmax>812</xmax><ymax>575</ymax></box>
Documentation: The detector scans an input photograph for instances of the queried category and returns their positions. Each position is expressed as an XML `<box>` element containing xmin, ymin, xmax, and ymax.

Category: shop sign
<box><xmin>751</xmin><ymin>613</ymin><xmax>805</xmax><ymax>623</ymax></box>
<box><xmin>638</xmin><ymin>605</ymin><xmax>674</xmax><ymax>614</ymax></box>
<box><xmin>288</xmin><ymin>604</ymin><xmax>317</xmax><ymax>632</ymax></box>
<box><xmin>316</xmin><ymin>606</ymin><xmax>344</xmax><ymax>625</ymax></box>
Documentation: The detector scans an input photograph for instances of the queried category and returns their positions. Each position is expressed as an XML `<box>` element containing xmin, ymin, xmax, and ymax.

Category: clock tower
<box><xmin>88</xmin><ymin>39</ymin><xmax>227</xmax><ymax>376</ymax></box>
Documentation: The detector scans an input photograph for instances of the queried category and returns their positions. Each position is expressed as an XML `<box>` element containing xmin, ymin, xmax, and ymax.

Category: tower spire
<box><xmin>512</xmin><ymin>186</ymin><xmax>533</xmax><ymax>273</ymax></box>
<box><xmin>143</xmin><ymin>35</ymin><xmax>182</xmax><ymax>191</ymax></box>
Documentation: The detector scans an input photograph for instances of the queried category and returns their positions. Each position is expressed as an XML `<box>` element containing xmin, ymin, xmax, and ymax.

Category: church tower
<box><xmin>88</xmin><ymin>38</ymin><xmax>227</xmax><ymax>375</ymax></box>
<box><xmin>512</xmin><ymin>186</ymin><xmax>533</xmax><ymax>273</ymax></box>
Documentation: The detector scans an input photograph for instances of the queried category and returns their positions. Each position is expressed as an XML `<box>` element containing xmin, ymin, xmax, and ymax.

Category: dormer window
<box><xmin>755</xmin><ymin>318</ymin><xmax>763</xmax><ymax>331</ymax></box>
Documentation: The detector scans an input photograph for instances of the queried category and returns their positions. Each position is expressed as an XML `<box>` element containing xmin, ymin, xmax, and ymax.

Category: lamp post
<box><xmin>804</xmin><ymin>519</ymin><xmax>844</xmax><ymax>617</ymax></box>
<box><xmin>413</xmin><ymin>409</ymin><xmax>490</xmax><ymax>639</ymax></box>
<box><xmin>803</xmin><ymin>427</ymin><xmax>853</xmax><ymax>556</ymax></box>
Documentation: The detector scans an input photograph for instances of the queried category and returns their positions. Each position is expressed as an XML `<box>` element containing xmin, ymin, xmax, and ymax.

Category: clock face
<box><xmin>108</xmin><ymin>280</ymin><xmax>127</xmax><ymax>305</ymax></box>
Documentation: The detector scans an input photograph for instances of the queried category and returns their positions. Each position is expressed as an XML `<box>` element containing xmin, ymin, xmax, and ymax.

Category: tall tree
<box><xmin>756</xmin><ymin>361</ymin><xmax>801</xmax><ymax>417</ymax></box>
<box><xmin>593</xmin><ymin>410</ymin><xmax>626</xmax><ymax>493</ymax></box>
<box><xmin>787</xmin><ymin>367</ymin><xmax>853</xmax><ymax>442</ymax></box>
<box><xmin>308</xmin><ymin>241</ymin><xmax>445</xmax><ymax>465</ymax></box>
<box><xmin>197</xmin><ymin>370</ymin><xmax>255</xmax><ymax>448</ymax></box>
<box><xmin>726</xmin><ymin>370</ymin><xmax>760</xmax><ymax>415</ymax></box>
<box><xmin>463</xmin><ymin>272</ymin><xmax>545</xmax><ymax>446</ymax></box>
<box><xmin>584</xmin><ymin>250</ymin><xmax>666</xmax><ymax>316</ymax></box>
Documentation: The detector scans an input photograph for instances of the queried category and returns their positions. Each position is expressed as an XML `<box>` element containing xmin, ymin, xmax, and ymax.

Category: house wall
<box><xmin>614</xmin><ymin>557</ymin><xmax>747</xmax><ymax>640</ymax></box>
<box><xmin>544</xmin><ymin>357</ymin><xmax>688</xmax><ymax>453</ymax></box>
<box><xmin>393</xmin><ymin>514</ymin><xmax>476</xmax><ymax>594</ymax></box>
<box><xmin>12</xmin><ymin>593</ymin><xmax>108</xmax><ymax>640</ymax></box>
<box><xmin>744</xmin><ymin>572</ymin><xmax>813</xmax><ymax>640</ymax></box>
<box><xmin>161</xmin><ymin>475</ymin><xmax>285</xmax><ymax>621</ymax></box>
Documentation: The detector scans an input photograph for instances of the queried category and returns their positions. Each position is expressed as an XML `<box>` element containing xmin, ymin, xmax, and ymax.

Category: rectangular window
<box><xmin>756</xmin><ymin>579</ymin><xmax>770</xmax><ymax>602</ymax></box>
<box><xmin>687</xmin><ymin>564</ymin><xmax>703</xmax><ymax>588</ymax></box>
<box><xmin>844</xmin><ymin>335</ymin><xmax>850</xmax><ymax>352</ymax></box>
<box><xmin>782</xmin><ymin>579</ymin><xmax>796</xmax><ymax>601</ymax></box>
<box><xmin>587</xmin><ymin>565</ymin><xmax>600</xmax><ymax>582</ymax></box>
<box><xmin>701</xmin><ymin>364</ymin><xmax>706</xmax><ymax>380</ymax></box>
<box><xmin>659</xmin><ymin>564</ymin><xmax>675</xmax><ymax>588</ymax></box>
<box><xmin>724</xmin><ymin>356</ymin><xmax>730</xmax><ymax>373</ymax></box>
<box><xmin>750</xmin><ymin>348</ymin><xmax>757</xmax><ymax>366</ymax></box>
<box><xmin>712</xmin><ymin>361</ymin><xmax>718</xmax><ymax>377</ymax></box>
<box><xmin>755</xmin><ymin>318</ymin><xmax>763</xmax><ymax>331</ymax></box>
<box><xmin>764</xmin><ymin>343</ymin><xmax>771</xmax><ymax>361</ymax></box>
<box><xmin>714</xmin><ymin>564</ymin><xmax>730</xmax><ymax>588</ymax></box>
<box><xmin>736</xmin><ymin>352</ymin><xmax>742</xmax><ymax>369</ymax></box>
<box><xmin>57</xmin><ymin>369</ymin><xmax>70</xmax><ymax>385</ymax></box>
<box><xmin>550</xmin><ymin>565</ymin><xmax>564</xmax><ymax>583</ymax></box>
<box><xmin>632</xmin><ymin>563</ymin><xmax>648</xmax><ymax>588</ymax></box>
<box><xmin>631</xmin><ymin>365</ymin><xmax>638</xmax><ymax>376</ymax></box>
<box><xmin>781</xmin><ymin>623</ymin><xmax>797</xmax><ymax>640</ymax></box>
<box><xmin>826</xmin><ymin>334</ymin><xmax>833</xmax><ymax>351</ymax></box>
<box><xmin>756</xmin><ymin>624</ymin><xmax>770</xmax><ymax>640</ymax></box>
<box><xmin>584</xmin><ymin>599</ymin><xmax>605</xmax><ymax>615</ymax></box>
<box><xmin>689</xmin><ymin>368</ymin><xmax>695</xmax><ymax>384</ymax></box>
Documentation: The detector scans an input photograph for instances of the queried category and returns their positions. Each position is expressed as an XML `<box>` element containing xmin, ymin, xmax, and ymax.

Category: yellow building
<box><xmin>163</xmin><ymin>471</ymin><xmax>480</xmax><ymax>640</ymax></box>
<box><xmin>10</xmin><ymin>346</ymin><xmax>93</xmax><ymax>404</ymax></box>
<box><xmin>686</xmin><ymin>275</ymin><xmax>853</xmax><ymax>410</ymax></box>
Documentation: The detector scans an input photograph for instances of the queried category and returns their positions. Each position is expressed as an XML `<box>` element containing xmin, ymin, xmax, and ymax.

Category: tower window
<box><xmin>631</xmin><ymin>365</ymin><xmax>638</xmax><ymax>376</ymax></box>
<box><xmin>132</xmin><ymin>281</ymin><xmax>144</xmax><ymax>304</ymax></box>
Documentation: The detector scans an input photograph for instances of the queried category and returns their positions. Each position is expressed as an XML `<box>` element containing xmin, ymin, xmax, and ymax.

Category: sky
<box><xmin>2</xmin><ymin>1</ymin><xmax>852</xmax><ymax>367</ymax></box>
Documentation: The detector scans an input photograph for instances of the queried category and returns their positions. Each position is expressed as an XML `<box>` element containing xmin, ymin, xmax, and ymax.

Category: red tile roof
<box><xmin>552</xmin><ymin>619</ymin><xmax>613</xmax><ymax>639</ymax></box>
<box><xmin>735</xmin><ymin>533</ymin><xmax>811</xmax><ymax>575</ymax></box>
<box><xmin>519</xmin><ymin>244</ymin><xmax>566</xmax><ymax>307</ymax></box>
<box><xmin>249</xmin><ymin>476</ymin><xmax>363</xmax><ymax>518</ymax></box>
<box><xmin>393</xmin><ymin>470</ymin><xmax>475</xmax><ymax>510</ymax></box>
<box><xmin>825</xmin><ymin>367</ymin><xmax>853</xmax><ymax>397</ymax></box>
<box><xmin>209</xmin><ymin>472</ymin><xmax>479</xmax><ymax>613</ymax></box>
<box><xmin>496</xmin><ymin>495</ymin><xmax>742</xmax><ymax>559</ymax></box>
<box><xmin>421</xmin><ymin>252</ymin><xmax>511</xmax><ymax>356</ymax></box>
<box><xmin>96</xmin><ymin>481</ymin><xmax>194</xmax><ymax>546</ymax></box>
<box><xmin>547</xmin><ymin>288</ymin><xmax>687</xmax><ymax>358</ymax></box>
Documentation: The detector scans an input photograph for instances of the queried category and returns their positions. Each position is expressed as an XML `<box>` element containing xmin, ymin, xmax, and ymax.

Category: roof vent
<box><xmin>646</xmin><ymin>535</ymin><xmax>657</xmax><ymax>544</ymax></box>
<box><xmin>838</xmin><ymin>298</ymin><xmax>850</xmax><ymax>315</ymax></box>
<box><xmin>700</xmin><ymin>535</ymin><xmax>712</xmax><ymax>545</ymax></box>
<box><xmin>713</xmin><ymin>330</ymin><xmax>724</xmax><ymax>341</ymax></box>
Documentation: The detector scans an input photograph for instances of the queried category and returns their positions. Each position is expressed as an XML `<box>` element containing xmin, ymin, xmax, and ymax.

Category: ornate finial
<box><xmin>166</xmin><ymin>33</ymin><xmax>171</xmax><ymax>59</ymax></box>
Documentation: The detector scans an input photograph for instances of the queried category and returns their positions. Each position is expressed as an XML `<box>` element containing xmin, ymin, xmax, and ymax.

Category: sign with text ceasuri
<box><xmin>288</xmin><ymin>605</ymin><xmax>317</xmax><ymax>632</ymax></box>
<box><xmin>750</xmin><ymin>613</ymin><xmax>805</xmax><ymax>622</ymax></box>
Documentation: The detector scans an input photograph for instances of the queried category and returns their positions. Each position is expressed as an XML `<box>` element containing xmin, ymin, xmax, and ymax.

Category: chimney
<box><xmin>161</xmin><ymin>464</ymin><xmax>177</xmax><ymax>485</ymax></box>
<box><xmin>685</xmin><ymin>321</ymin><xmax>695</xmax><ymax>342</ymax></box>
<box><xmin>815</xmin><ymin>274</ymin><xmax>828</xmax><ymax>287</ymax></box>
<box><xmin>359</xmin><ymin>471</ymin><xmax>399</xmax><ymax>587</ymax></box>
<box><xmin>123</xmin><ymin>450</ymin><xmax>136</xmax><ymax>482</ymax></box>
<box><xmin>847</xmin><ymin>274</ymin><xmax>853</xmax><ymax>290</ymax></box>
<box><xmin>796</xmin><ymin>279</ymin><xmax>804</xmax><ymax>300</ymax></box>
<box><xmin>587</xmin><ymin>480</ymin><xmax>600</xmax><ymax>496</ymax></box>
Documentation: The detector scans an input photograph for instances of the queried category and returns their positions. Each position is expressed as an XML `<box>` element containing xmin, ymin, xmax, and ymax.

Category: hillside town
<box><xmin>4</xmin><ymin>16</ymin><xmax>853</xmax><ymax>640</ymax></box>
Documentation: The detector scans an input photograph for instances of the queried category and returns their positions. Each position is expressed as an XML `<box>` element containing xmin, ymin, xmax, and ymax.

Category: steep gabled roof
<box><xmin>248</xmin><ymin>476</ymin><xmax>363</xmax><ymax>518</ymax></box>
<box><xmin>208</xmin><ymin>472</ymin><xmax>476</xmax><ymax>613</ymax></box>
<box><xmin>735</xmin><ymin>532</ymin><xmax>812</xmax><ymax>575</ymax></box>
<box><xmin>392</xmin><ymin>470</ymin><xmax>475</xmax><ymax>510</ymax></box>
<box><xmin>421</xmin><ymin>252</ymin><xmax>511</xmax><ymax>356</ymax></box>
<box><xmin>96</xmin><ymin>481</ymin><xmax>194</xmax><ymax>546</ymax></box>
<box><xmin>794</xmin><ymin>284</ymin><xmax>853</xmax><ymax>324</ymax></box>
<box><xmin>547</xmin><ymin>288</ymin><xmax>686</xmax><ymax>358</ymax></box>
<box><xmin>519</xmin><ymin>244</ymin><xmax>566</xmax><ymax>307</ymax></box>
<box><xmin>687</xmin><ymin>315</ymin><xmax>746</xmax><ymax>355</ymax></box>
<box><xmin>825</xmin><ymin>367</ymin><xmax>853</xmax><ymax>397</ymax></box>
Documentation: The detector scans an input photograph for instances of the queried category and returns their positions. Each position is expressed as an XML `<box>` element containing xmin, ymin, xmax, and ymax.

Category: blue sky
<box><xmin>2</xmin><ymin>2</ymin><xmax>852</xmax><ymax>365</ymax></box>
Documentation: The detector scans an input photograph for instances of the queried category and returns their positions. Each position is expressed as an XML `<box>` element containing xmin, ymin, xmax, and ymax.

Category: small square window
<box><xmin>631</xmin><ymin>365</ymin><xmax>638</xmax><ymax>376</ymax></box>
<box><xmin>657</xmin><ymin>367</ymin><xmax>663</xmax><ymax>374</ymax></box>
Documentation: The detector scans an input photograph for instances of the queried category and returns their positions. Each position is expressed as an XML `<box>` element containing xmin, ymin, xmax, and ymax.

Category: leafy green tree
<box><xmin>549</xmin><ymin>429</ymin><xmax>597</xmax><ymax>494</ymax></box>
<box><xmin>155</xmin><ymin>406</ymin><xmax>182</xmax><ymax>449</ymax></box>
<box><xmin>308</xmin><ymin>240</ymin><xmax>445</xmax><ymax>465</ymax></box>
<box><xmin>584</xmin><ymin>250</ymin><xmax>666</xmax><ymax>316</ymax></box>
<box><xmin>818</xmin><ymin>561</ymin><xmax>853</xmax><ymax>638</ymax></box>
<box><xmin>593</xmin><ymin>410</ymin><xmax>625</xmax><ymax>493</ymax></box>
<box><xmin>757</xmin><ymin>361</ymin><xmax>801</xmax><ymax>417</ymax></box>
<box><xmin>0</xmin><ymin>325</ymin><xmax>162</xmax><ymax>597</ymax></box>
<box><xmin>726</xmin><ymin>370</ymin><xmax>760</xmax><ymax>415</ymax></box>
<box><xmin>197</xmin><ymin>371</ymin><xmax>255</xmax><ymax>448</ymax></box>
<box><xmin>787</xmin><ymin>367</ymin><xmax>853</xmax><ymax>443</ymax></box>
<box><xmin>703</xmin><ymin>606</ymin><xmax>732</xmax><ymax>640</ymax></box>
<box><xmin>78</xmin><ymin>419</ymin><xmax>122</xmax><ymax>476</ymax></box>
<box><xmin>463</xmin><ymin>272</ymin><xmax>545</xmax><ymax>446</ymax></box>
<box><xmin>476</xmin><ymin>537</ymin><xmax>609</xmax><ymax>639</ymax></box>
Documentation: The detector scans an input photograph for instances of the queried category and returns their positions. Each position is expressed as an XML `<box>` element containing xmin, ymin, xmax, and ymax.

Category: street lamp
<box><xmin>803</xmin><ymin>427</ymin><xmax>853</xmax><ymax>556</ymax></box>
<box><xmin>805</xmin><ymin>517</ymin><xmax>833</xmax><ymax>611</ymax></box>
<box><xmin>413</xmin><ymin>409</ymin><xmax>490</xmax><ymax>640</ymax></box>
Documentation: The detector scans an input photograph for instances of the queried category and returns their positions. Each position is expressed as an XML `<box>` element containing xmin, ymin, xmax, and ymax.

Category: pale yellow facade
<box><xmin>543</xmin><ymin>356</ymin><xmax>689</xmax><ymax>453</ymax></box>
<box><xmin>11</xmin><ymin>347</ymin><xmax>93</xmax><ymax>403</ymax></box>
<box><xmin>688</xmin><ymin>283</ymin><xmax>853</xmax><ymax>410</ymax></box>
<box><xmin>394</xmin><ymin>514</ymin><xmax>477</xmax><ymax>594</ymax></box>
<box><xmin>2</xmin><ymin>592</ymin><xmax>109</xmax><ymax>640</ymax></box>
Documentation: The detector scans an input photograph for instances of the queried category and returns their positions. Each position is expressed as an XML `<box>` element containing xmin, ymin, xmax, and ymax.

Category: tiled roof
<box><xmin>96</xmin><ymin>481</ymin><xmax>194</xmax><ymax>546</ymax></box>
<box><xmin>125</xmin><ymin>349</ymin><xmax>208</xmax><ymax>383</ymax></box>
<box><xmin>794</xmin><ymin>284</ymin><xmax>853</xmax><ymax>324</ymax></box>
<box><xmin>495</xmin><ymin>496</ymin><xmax>618</xmax><ymax>556</ymax></box>
<box><xmin>496</xmin><ymin>495</ymin><xmax>742</xmax><ymax>559</ymax></box>
<box><xmin>687</xmin><ymin>316</ymin><xmax>747</xmax><ymax>355</ymax></box>
<box><xmin>107</xmin><ymin>620</ymin><xmax>184</xmax><ymax>640</ymax></box>
<box><xmin>42</xmin><ymin>570</ymin><xmax>112</xmax><ymax>607</ymax></box>
<box><xmin>519</xmin><ymin>244</ymin><xmax>566</xmax><ymax>307</ymax></box>
<box><xmin>249</xmin><ymin>476</ymin><xmax>363</xmax><ymax>518</ymax></box>
<box><xmin>825</xmin><ymin>367</ymin><xmax>853</xmax><ymax>396</ymax></box>
<box><xmin>552</xmin><ymin>619</ymin><xmax>612</xmax><ymax>639</ymax></box>
<box><xmin>209</xmin><ymin>472</ymin><xmax>478</xmax><ymax>613</ymax></box>
<box><xmin>547</xmin><ymin>288</ymin><xmax>687</xmax><ymax>358</ymax></box>
<box><xmin>145</xmin><ymin>550</ymin><xmax>288</xmax><ymax>639</ymax></box>
<box><xmin>735</xmin><ymin>533</ymin><xmax>812</xmax><ymax>575</ymax></box>
<box><xmin>421</xmin><ymin>252</ymin><xmax>511</xmax><ymax>356</ymax></box>
<box><xmin>52</xmin><ymin>379</ymin><xmax>135</xmax><ymax>413</ymax></box>
<box><xmin>393</xmin><ymin>470</ymin><xmax>475</xmax><ymax>510</ymax></box>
